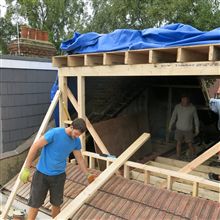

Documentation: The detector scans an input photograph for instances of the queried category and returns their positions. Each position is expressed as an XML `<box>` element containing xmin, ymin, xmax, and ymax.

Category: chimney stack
<box><xmin>8</xmin><ymin>25</ymin><xmax>56</xmax><ymax>58</ymax></box>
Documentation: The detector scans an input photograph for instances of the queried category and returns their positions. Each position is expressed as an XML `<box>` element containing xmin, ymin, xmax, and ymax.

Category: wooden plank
<box><xmin>209</xmin><ymin>45</ymin><xmax>220</xmax><ymax>61</ymax></box>
<box><xmin>52</xmin><ymin>56</ymin><xmax>67</xmax><ymax>67</ymax></box>
<box><xmin>58</xmin><ymin>76</ymin><xmax>68</xmax><ymax>127</ymax></box>
<box><xmin>125</xmin><ymin>51</ymin><xmax>149</xmax><ymax>64</ymax></box>
<box><xmin>103</xmin><ymin>52</ymin><xmax>125</xmax><ymax>65</ymax></box>
<box><xmin>55</xmin><ymin>133</ymin><xmax>150</xmax><ymax>219</ymax></box>
<box><xmin>144</xmin><ymin>170</ymin><xmax>150</xmax><ymax>184</ymax></box>
<box><xmin>77</xmin><ymin>76</ymin><xmax>86</xmax><ymax>151</ymax></box>
<box><xmin>66</xmin><ymin>87</ymin><xmax>109</xmax><ymax>154</ymax></box>
<box><xmin>148</xmin><ymin>161</ymin><xmax>207</xmax><ymax>178</ymax></box>
<box><xmin>84</xmin><ymin>54</ymin><xmax>103</xmax><ymax>66</ymax></box>
<box><xmin>2</xmin><ymin>90</ymin><xmax>61</xmax><ymax>219</ymax></box>
<box><xmin>68</xmin><ymin>55</ymin><xmax>84</xmax><ymax>67</ymax></box>
<box><xmin>147</xmin><ymin>161</ymin><xmax>218</xmax><ymax>191</ymax></box>
<box><xmin>167</xmin><ymin>176</ymin><xmax>173</xmax><ymax>190</ymax></box>
<box><xmin>159</xmin><ymin>142</ymin><xmax>220</xmax><ymax>189</ymax></box>
<box><xmin>179</xmin><ymin>141</ymin><xmax>220</xmax><ymax>173</ymax></box>
<box><xmin>59</xmin><ymin>61</ymin><xmax>220</xmax><ymax>77</ymax></box>
<box><xmin>192</xmin><ymin>182</ymin><xmax>199</xmax><ymax>197</ymax></box>
<box><xmin>89</xmin><ymin>156</ymin><xmax>95</xmax><ymax>169</ymax></box>
<box><xmin>124</xmin><ymin>164</ymin><xmax>130</xmax><ymax>179</ymax></box>
<box><xmin>155</xmin><ymin>156</ymin><xmax>220</xmax><ymax>175</ymax></box>
<box><xmin>131</xmin><ymin>171</ymin><xmax>219</xmax><ymax>201</ymax></box>
<box><xmin>82</xmin><ymin>151</ymin><xmax>115</xmax><ymax>163</ymax></box>
<box><xmin>149</xmin><ymin>48</ymin><xmax>177</xmax><ymax>64</ymax></box>
<box><xmin>125</xmin><ymin>161</ymin><xmax>219</xmax><ymax>190</ymax></box>
<box><xmin>177</xmin><ymin>46</ymin><xmax>209</xmax><ymax>62</ymax></box>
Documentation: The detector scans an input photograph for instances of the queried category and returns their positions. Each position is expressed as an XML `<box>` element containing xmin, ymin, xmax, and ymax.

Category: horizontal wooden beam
<box><xmin>179</xmin><ymin>141</ymin><xmax>220</xmax><ymax>173</ymax></box>
<box><xmin>131</xmin><ymin>170</ymin><xmax>219</xmax><ymax>201</ymax></box>
<box><xmin>125</xmin><ymin>161</ymin><xmax>219</xmax><ymax>190</ymax></box>
<box><xmin>59</xmin><ymin>61</ymin><xmax>220</xmax><ymax>77</ymax></box>
<box><xmin>53</xmin><ymin>44</ymin><xmax>220</xmax><ymax>68</ymax></box>
<box><xmin>55</xmin><ymin>133</ymin><xmax>150</xmax><ymax>219</ymax></box>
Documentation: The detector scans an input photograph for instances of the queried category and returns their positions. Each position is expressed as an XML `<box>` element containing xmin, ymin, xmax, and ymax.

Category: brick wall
<box><xmin>7</xmin><ymin>26</ymin><xmax>56</xmax><ymax>58</ymax></box>
<box><xmin>0</xmin><ymin>58</ymin><xmax>57</xmax><ymax>153</ymax></box>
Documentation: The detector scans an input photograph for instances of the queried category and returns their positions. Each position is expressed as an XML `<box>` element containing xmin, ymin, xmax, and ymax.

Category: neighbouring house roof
<box><xmin>2</xmin><ymin>164</ymin><xmax>220</xmax><ymax>219</ymax></box>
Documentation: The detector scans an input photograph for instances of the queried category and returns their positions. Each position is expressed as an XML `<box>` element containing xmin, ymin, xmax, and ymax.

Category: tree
<box><xmin>5</xmin><ymin>0</ymin><xmax>87</xmax><ymax>51</ymax></box>
<box><xmin>0</xmin><ymin>16</ymin><xmax>16</xmax><ymax>54</ymax></box>
<box><xmin>85</xmin><ymin>0</ymin><xmax>220</xmax><ymax>33</ymax></box>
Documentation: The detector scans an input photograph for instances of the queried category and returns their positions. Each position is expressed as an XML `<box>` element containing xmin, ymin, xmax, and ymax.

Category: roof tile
<box><xmin>2</xmin><ymin>164</ymin><xmax>220</xmax><ymax>220</ymax></box>
<box><xmin>209</xmin><ymin>203</ymin><xmax>220</xmax><ymax>220</ymax></box>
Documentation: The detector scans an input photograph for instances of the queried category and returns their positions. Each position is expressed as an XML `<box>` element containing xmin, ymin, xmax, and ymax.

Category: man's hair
<box><xmin>71</xmin><ymin>118</ymin><xmax>87</xmax><ymax>133</ymax></box>
<box><xmin>181</xmin><ymin>93</ymin><xmax>190</xmax><ymax>99</ymax></box>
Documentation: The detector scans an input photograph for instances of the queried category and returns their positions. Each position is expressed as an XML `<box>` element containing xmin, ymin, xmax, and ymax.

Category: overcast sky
<box><xmin>0</xmin><ymin>0</ymin><xmax>6</xmax><ymax>17</ymax></box>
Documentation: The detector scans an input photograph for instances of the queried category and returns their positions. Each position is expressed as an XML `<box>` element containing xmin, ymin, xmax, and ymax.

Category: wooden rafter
<box><xmin>55</xmin><ymin>133</ymin><xmax>150</xmax><ymax>219</ymax></box>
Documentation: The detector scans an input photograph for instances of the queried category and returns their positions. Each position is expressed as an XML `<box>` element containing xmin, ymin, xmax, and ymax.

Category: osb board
<box><xmin>93</xmin><ymin>113</ymin><xmax>152</xmax><ymax>163</ymax></box>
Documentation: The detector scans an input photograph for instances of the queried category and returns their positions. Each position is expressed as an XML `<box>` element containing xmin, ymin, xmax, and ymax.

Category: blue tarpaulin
<box><xmin>60</xmin><ymin>23</ymin><xmax>220</xmax><ymax>54</ymax></box>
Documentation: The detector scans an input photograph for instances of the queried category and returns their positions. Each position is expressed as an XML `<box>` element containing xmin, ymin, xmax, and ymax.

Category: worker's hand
<box><xmin>20</xmin><ymin>167</ymin><xmax>30</xmax><ymax>184</ymax></box>
<box><xmin>85</xmin><ymin>173</ymin><xmax>97</xmax><ymax>184</ymax></box>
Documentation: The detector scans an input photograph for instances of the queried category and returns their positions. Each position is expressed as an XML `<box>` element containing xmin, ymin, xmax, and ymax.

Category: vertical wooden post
<box><xmin>192</xmin><ymin>182</ymin><xmax>199</xmax><ymax>197</ymax></box>
<box><xmin>167</xmin><ymin>176</ymin><xmax>173</xmax><ymax>190</ymax></box>
<box><xmin>89</xmin><ymin>157</ymin><xmax>95</xmax><ymax>169</ymax></box>
<box><xmin>124</xmin><ymin>164</ymin><xmax>130</xmax><ymax>179</ymax></box>
<box><xmin>58</xmin><ymin>74</ymin><xmax>68</xmax><ymax>127</ymax></box>
<box><xmin>77</xmin><ymin>76</ymin><xmax>86</xmax><ymax>151</ymax></box>
<box><xmin>144</xmin><ymin>170</ymin><xmax>150</xmax><ymax>185</ymax></box>
<box><xmin>166</xmin><ymin>87</ymin><xmax>172</xmax><ymax>143</ymax></box>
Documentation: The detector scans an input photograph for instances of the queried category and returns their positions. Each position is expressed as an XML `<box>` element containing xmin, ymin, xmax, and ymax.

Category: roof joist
<box><xmin>53</xmin><ymin>44</ymin><xmax>220</xmax><ymax>76</ymax></box>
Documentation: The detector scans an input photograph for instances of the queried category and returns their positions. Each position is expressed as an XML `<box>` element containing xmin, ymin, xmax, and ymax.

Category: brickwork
<box><xmin>7</xmin><ymin>26</ymin><xmax>56</xmax><ymax>58</ymax></box>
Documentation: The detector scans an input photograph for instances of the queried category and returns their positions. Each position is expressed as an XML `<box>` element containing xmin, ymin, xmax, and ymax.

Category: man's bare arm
<box><xmin>25</xmin><ymin>136</ymin><xmax>48</xmax><ymax>168</ymax></box>
<box><xmin>73</xmin><ymin>150</ymin><xmax>89</xmax><ymax>174</ymax></box>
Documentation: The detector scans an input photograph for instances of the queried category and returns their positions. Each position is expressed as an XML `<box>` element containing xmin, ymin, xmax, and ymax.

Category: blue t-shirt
<box><xmin>36</xmin><ymin>127</ymin><xmax>81</xmax><ymax>175</ymax></box>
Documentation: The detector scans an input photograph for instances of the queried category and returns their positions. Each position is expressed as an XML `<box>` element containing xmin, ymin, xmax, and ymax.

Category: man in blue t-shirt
<box><xmin>20</xmin><ymin>118</ymin><xmax>96</xmax><ymax>219</ymax></box>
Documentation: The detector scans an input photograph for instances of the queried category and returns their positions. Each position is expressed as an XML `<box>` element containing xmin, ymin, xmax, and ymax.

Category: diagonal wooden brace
<box><xmin>66</xmin><ymin>86</ymin><xmax>109</xmax><ymax>154</ymax></box>
<box><xmin>2</xmin><ymin>90</ymin><xmax>61</xmax><ymax>219</ymax></box>
<box><xmin>159</xmin><ymin>141</ymin><xmax>220</xmax><ymax>188</ymax></box>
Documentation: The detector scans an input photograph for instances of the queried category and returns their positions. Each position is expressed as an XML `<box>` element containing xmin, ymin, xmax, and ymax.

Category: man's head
<box><xmin>180</xmin><ymin>94</ymin><xmax>190</xmax><ymax>106</ymax></box>
<box><xmin>69</xmin><ymin>118</ymin><xmax>86</xmax><ymax>138</ymax></box>
<box><xmin>215</xmin><ymin>87</ymin><xmax>220</xmax><ymax>99</ymax></box>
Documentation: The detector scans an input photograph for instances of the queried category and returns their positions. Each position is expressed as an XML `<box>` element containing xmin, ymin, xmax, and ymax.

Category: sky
<box><xmin>0</xmin><ymin>0</ymin><xmax>6</xmax><ymax>17</ymax></box>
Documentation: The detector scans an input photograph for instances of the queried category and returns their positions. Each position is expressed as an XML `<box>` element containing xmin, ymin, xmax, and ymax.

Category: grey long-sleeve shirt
<box><xmin>169</xmin><ymin>103</ymin><xmax>199</xmax><ymax>131</ymax></box>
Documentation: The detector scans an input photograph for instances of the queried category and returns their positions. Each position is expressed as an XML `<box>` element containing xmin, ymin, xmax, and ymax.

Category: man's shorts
<box><xmin>175</xmin><ymin>129</ymin><xmax>194</xmax><ymax>143</ymax></box>
<box><xmin>28</xmin><ymin>170</ymin><xmax>66</xmax><ymax>208</ymax></box>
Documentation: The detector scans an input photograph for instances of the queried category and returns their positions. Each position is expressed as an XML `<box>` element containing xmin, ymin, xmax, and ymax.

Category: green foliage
<box><xmin>4</xmin><ymin>0</ymin><xmax>87</xmax><ymax>52</ymax></box>
<box><xmin>1</xmin><ymin>0</ymin><xmax>220</xmax><ymax>54</ymax></box>
<box><xmin>0</xmin><ymin>16</ymin><xmax>16</xmax><ymax>54</ymax></box>
<box><xmin>86</xmin><ymin>0</ymin><xmax>220</xmax><ymax>33</ymax></box>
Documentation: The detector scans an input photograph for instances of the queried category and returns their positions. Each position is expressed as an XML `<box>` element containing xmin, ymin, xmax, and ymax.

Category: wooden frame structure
<box><xmin>52</xmin><ymin>44</ymin><xmax>220</xmax><ymax>218</ymax></box>
<box><xmin>2</xmin><ymin>44</ymin><xmax>220</xmax><ymax>219</ymax></box>
<box><xmin>82</xmin><ymin>151</ymin><xmax>219</xmax><ymax>197</ymax></box>
<box><xmin>55</xmin><ymin>133</ymin><xmax>150</xmax><ymax>219</ymax></box>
